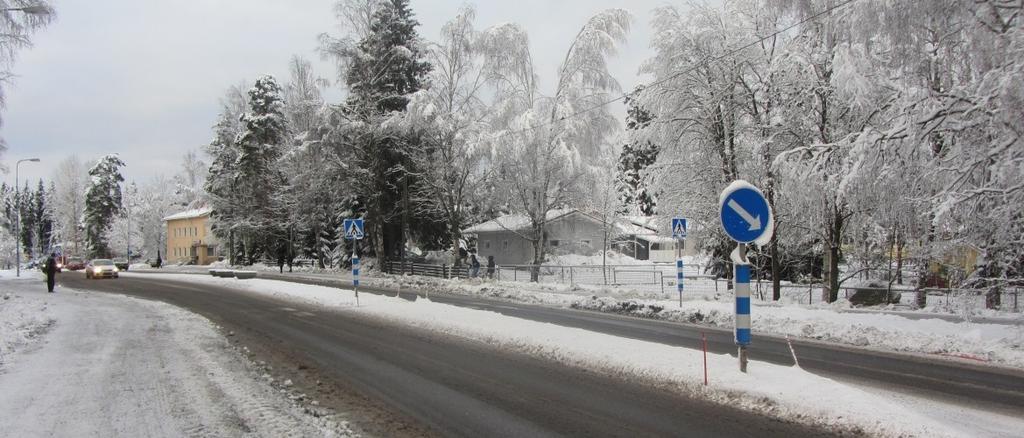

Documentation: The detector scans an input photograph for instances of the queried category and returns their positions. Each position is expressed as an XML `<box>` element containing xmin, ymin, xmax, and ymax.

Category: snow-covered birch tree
<box><xmin>489</xmin><ymin>9</ymin><xmax>631</xmax><ymax>281</ymax></box>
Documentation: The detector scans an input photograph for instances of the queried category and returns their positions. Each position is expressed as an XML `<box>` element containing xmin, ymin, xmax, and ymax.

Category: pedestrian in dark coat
<box><xmin>44</xmin><ymin>253</ymin><xmax>58</xmax><ymax>293</ymax></box>
<box><xmin>470</xmin><ymin>254</ymin><xmax>481</xmax><ymax>278</ymax></box>
<box><xmin>486</xmin><ymin>255</ymin><xmax>496</xmax><ymax>279</ymax></box>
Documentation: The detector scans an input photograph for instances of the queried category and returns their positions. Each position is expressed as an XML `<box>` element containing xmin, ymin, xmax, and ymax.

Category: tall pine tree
<box><xmin>341</xmin><ymin>0</ymin><xmax>432</xmax><ymax>261</ymax></box>
<box><xmin>233</xmin><ymin>75</ymin><xmax>287</xmax><ymax>264</ymax></box>
<box><xmin>84</xmin><ymin>155</ymin><xmax>126</xmax><ymax>258</ymax></box>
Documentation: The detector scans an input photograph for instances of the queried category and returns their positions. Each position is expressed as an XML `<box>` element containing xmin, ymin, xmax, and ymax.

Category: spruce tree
<box><xmin>34</xmin><ymin>180</ymin><xmax>52</xmax><ymax>256</ymax></box>
<box><xmin>616</xmin><ymin>87</ymin><xmax>659</xmax><ymax>216</ymax></box>
<box><xmin>233</xmin><ymin>75</ymin><xmax>287</xmax><ymax>263</ymax></box>
<box><xmin>343</xmin><ymin>0</ymin><xmax>432</xmax><ymax>260</ymax></box>
<box><xmin>19</xmin><ymin>182</ymin><xmax>36</xmax><ymax>259</ymax></box>
<box><xmin>84</xmin><ymin>154</ymin><xmax>126</xmax><ymax>257</ymax></box>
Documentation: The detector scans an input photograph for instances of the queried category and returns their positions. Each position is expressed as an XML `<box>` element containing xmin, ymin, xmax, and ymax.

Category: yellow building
<box><xmin>163</xmin><ymin>208</ymin><xmax>219</xmax><ymax>265</ymax></box>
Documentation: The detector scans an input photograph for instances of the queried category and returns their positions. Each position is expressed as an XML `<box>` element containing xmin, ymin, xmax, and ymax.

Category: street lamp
<box><xmin>15</xmin><ymin>157</ymin><xmax>40</xmax><ymax>277</ymax></box>
<box><xmin>2</xmin><ymin>5</ymin><xmax>52</xmax><ymax>15</ymax></box>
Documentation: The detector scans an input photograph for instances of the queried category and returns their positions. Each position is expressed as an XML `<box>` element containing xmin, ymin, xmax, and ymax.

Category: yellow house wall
<box><xmin>165</xmin><ymin>215</ymin><xmax>217</xmax><ymax>265</ymax></box>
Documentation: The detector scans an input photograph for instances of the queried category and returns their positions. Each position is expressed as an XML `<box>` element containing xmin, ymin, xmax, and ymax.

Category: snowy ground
<box><xmin>366</xmin><ymin>274</ymin><xmax>1024</xmax><ymax>369</ymax></box>
<box><xmin>125</xmin><ymin>272</ymin><xmax>1024</xmax><ymax>437</ymax></box>
<box><xmin>0</xmin><ymin>270</ymin><xmax>354</xmax><ymax>437</ymax></box>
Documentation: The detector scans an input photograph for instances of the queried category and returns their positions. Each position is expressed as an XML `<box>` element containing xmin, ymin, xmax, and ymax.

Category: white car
<box><xmin>85</xmin><ymin>259</ymin><xmax>119</xmax><ymax>279</ymax></box>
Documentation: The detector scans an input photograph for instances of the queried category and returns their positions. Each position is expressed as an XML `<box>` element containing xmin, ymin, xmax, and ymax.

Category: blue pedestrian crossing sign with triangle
<box><xmin>343</xmin><ymin>218</ymin><xmax>364</xmax><ymax>240</ymax></box>
<box><xmin>672</xmin><ymin>217</ymin><xmax>687</xmax><ymax>239</ymax></box>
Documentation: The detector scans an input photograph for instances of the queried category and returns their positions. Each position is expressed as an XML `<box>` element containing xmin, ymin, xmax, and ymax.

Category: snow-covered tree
<box><xmin>84</xmin><ymin>154</ymin><xmax>126</xmax><ymax>257</ymax></box>
<box><xmin>51</xmin><ymin>155</ymin><xmax>88</xmax><ymax>255</ymax></box>
<box><xmin>174</xmin><ymin>150</ymin><xmax>207</xmax><ymax>208</ymax></box>
<box><xmin>389</xmin><ymin>5</ymin><xmax>500</xmax><ymax>266</ymax></box>
<box><xmin>616</xmin><ymin>86</ymin><xmax>658</xmax><ymax>216</ymax></box>
<box><xmin>134</xmin><ymin>175</ymin><xmax>176</xmax><ymax>259</ymax></box>
<box><xmin>489</xmin><ymin>9</ymin><xmax>631</xmax><ymax>281</ymax></box>
<box><xmin>0</xmin><ymin>0</ymin><xmax>54</xmax><ymax>148</ymax></box>
<box><xmin>641</xmin><ymin>3</ymin><xmax>755</xmax><ymax>278</ymax></box>
<box><xmin>320</xmin><ymin>0</ymin><xmax>433</xmax><ymax>261</ymax></box>
<box><xmin>205</xmin><ymin>83</ymin><xmax>250</xmax><ymax>265</ymax></box>
<box><xmin>233</xmin><ymin>75</ymin><xmax>287</xmax><ymax>264</ymax></box>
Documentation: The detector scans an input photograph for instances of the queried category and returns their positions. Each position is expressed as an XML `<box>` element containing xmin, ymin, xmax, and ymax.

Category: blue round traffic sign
<box><xmin>719</xmin><ymin>184</ymin><xmax>771</xmax><ymax>244</ymax></box>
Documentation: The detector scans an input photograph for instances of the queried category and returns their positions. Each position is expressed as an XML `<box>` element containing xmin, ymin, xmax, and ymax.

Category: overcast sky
<box><xmin>2</xmin><ymin>0</ymin><xmax>670</xmax><ymax>185</ymax></box>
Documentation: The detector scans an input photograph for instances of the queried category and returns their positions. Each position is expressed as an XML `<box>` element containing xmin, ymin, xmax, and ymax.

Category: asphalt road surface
<box><xmin>62</xmin><ymin>273</ymin><xmax>834</xmax><ymax>437</ymax></box>
<box><xmin>229</xmin><ymin>269</ymin><xmax>1024</xmax><ymax>411</ymax></box>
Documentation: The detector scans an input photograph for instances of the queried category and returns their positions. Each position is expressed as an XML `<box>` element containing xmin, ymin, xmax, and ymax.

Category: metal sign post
<box><xmin>672</xmin><ymin>217</ymin><xmax>687</xmax><ymax>308</ymax></box>
<box><xmin>718</xmin><ymin>181</ymin><xmax>773</xmax><ymax>373</ymax></box>
<box><xmin>343</xmin><ymin>218</ymin><xmax>365</xmax><ymax>306</ymax></box>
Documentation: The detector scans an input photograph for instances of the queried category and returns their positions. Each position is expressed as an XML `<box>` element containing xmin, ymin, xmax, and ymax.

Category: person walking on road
<box><xmin>44</xmin><ymin>253</ymin><xmax>59</xmax><ymax>293</ymax></box>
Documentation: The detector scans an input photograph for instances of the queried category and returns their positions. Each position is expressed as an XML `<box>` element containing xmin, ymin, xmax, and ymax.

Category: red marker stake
<box><xmin>702</xmin><ymin>332</ymin><xmax>709</xmax><ymax>386</ymax></box>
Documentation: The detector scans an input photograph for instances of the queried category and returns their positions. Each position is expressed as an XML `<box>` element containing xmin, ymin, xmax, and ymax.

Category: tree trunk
<box><xmin>827</xmin><ymin>242</ymin><xmax>841</xmax><ymax>303</ymax></box>
<box><xmin>770</xmin><ymin>237</ymin><xmax>781</xmax><ymax>301</ymax></box>
<box><xmin>895</xmin><ymin>231</ymin><xmax>904</xmax><ymax>285</ymax></box>
<box><xmin>228</xmin><ymin>228</ymin><xmax>236</xmax><ymax>266</ymax></box>
<box><xmin>915</xmin><ymin>224</ymin><xmax>935</xmax><ymax>309</ymax></box>
<box><xmin>826</xmin><ymin>210</ymin><xmax>843</xmax><ymax>303</ymax></box>
<box><xmin>530</xmin><ymin>222</ymin><xmax>546</xmax><ymax>283</ymax></box>
<box><xmin>985</xmin><ymin>284</ymin><xmax>1002</xmax><ymax>310</ymax></box>
<box><xmin>451</xmin><ymin>219</ymin><xmax>462</xmax><ymax>268</ymax></box>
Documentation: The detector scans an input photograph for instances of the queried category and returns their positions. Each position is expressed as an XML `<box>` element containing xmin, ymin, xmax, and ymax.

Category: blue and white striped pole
<box><xmin>352</xmin><ymin>249</ymin><xmax>360</xmax><ymax>306</ymax></box>
<box><xmin>734</xmin><ymin>247</ymin><xmax>751</xmax><ymax>372</ymax></box>
<box><xmin>676</xmin><ymin>243</ymin><xmax>684</xmax><ymax>308</ymax></box>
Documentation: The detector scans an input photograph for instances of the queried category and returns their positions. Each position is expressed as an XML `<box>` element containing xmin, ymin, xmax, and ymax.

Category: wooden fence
<box><xmin>382</xmin><ymin>260</ymin><xmax>473</xmax><ymax>279</ymax></box>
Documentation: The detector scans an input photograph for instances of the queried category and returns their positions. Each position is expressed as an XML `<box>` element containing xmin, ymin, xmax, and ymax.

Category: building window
<box><xmin>484</xmin><ymin>240</ymin><xmax>491</xmax><ymax>250</ymax></box>
<box><xmin>502</xmin><ymin>240</ymin><xmax>509</xmax><ymax>250</ymax></box>
<box><xmin>549</xmin><ymin>240</ymin><xmax>560</xmax><ymax>247</ymax></box>
<box><xmin>207</xmin><ymin>246</ymin><xmax>215</xmax><ymax>257</ymax></box>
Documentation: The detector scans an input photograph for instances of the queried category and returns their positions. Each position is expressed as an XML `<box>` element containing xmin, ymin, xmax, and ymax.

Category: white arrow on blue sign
<box><xmin>671</xmin><ymin>217</ymin><xmax>687</xmax><ymax>239</ymax></box>
<box><xmin>719</xmin><ymin>181</ymin><xmax>773</xmax><ymax>244</ymax></box>
<box><xmin>343</xmin><ymin>218</ymin><xmax>365</xmax><ymax>240</ymax></box>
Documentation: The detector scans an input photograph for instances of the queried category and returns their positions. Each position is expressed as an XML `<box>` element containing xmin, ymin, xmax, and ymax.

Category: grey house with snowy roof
<box><xmin>463</xmin><ymin>209</ymin><xmax>689</xmax><ymax>265</ymax></box>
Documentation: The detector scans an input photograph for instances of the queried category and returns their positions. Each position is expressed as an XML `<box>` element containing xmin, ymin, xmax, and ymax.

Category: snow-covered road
<box><xmin>0</xmin><ymin>272</ymin><xmax>350</xmax><ymax>437</ymax></box>
<box><xmin>118</xmin><ymin>271</ymin><xmax>1024</xmax><ymax>437</ymax></box>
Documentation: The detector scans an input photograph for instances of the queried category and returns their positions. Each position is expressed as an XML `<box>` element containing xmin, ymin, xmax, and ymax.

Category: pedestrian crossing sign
<box><xmin>343</xmin><ymin>218</ymin><xmax>364</xmax><ymax>240</ymax></box>
<box><xmin>672</xmin><ymin>217</ymin><xmax>687</xmax><ymax>239</ymax></box>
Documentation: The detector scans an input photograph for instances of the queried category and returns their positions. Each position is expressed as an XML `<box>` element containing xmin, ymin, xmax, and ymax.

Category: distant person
<box><xmin>44</xmin><ymin>253</ymin><xmax>58</xmax><ymax>293</ymax></box>
<box><xmin>277</xmin><ymin>244</ymin><xmax>286</xmax><ymax>273</ymax></box>
<box><xmin>469</xmin><ymin>253</ymin><xmax>481</xmax><ymax>278</ymax></box>
<box><xmin>156</xmin><ymin>251</ymin><xmax>163</xmax><ymax>269</ymax></box>
<box><xmin>486</xmin><ymin>255</ymin><xmax>496</xmax><ymax>279</ymax></box>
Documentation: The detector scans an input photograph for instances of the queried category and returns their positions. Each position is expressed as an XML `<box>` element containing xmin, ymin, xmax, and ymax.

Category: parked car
<box><xmin>85</xmin><ymin>259</ymin><xmax>119</xmax><ymax>279</ymax></box>
<box><xmin>65</xmin><ymin>257</ymin><xmax>86</xmax><ymax>271</ymax></box>
<box><xmin>113</xmin><ymin>258</ymin><xmax>129</xmax><ymax>271</ymax></box>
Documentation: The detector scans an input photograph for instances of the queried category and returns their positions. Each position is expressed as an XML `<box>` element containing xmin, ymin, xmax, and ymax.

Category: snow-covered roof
<box><xmin>465</xmin><ymin>210</ymin><xmax>667</xmax><ymax>238</ymax></box>
<box><xmin>463</xmin><ymin>209</ymin><xmax>577</xmax><ymax>234</ymax></box>
<box><xmin>163</xmin><ymin>207</ymin><xmax>212</xmax><ymax>222</ymax></box>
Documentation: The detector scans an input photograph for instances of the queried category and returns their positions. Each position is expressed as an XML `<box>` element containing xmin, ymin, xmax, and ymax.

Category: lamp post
<box><xmin>15</xmin><ymin>158</ymin><xmax>40</xmax><ymax>277</ymax></box>
<box><xmin>2</xmin><ymin>5</ymin><xmax>53</xmax><ymax>15</ymax></box>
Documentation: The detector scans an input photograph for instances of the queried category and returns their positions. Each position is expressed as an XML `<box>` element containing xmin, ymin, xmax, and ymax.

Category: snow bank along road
<box><xmin>139</xmin><ymin>269</ymin><xmax>1024</xmax><ymax>412</ymax></box>
<box><xmin>0</xmin><ymin>274</ymin><xmax>348</xmax><ymax>437</ymax></box>
<box><xmin>63</xmin><ymin>273</ymin><xmax>837</xmax><ymax>437</ymax></box>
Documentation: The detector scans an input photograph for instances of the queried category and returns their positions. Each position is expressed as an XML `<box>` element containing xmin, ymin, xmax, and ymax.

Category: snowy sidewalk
<box><xmin>0</xmin><ymin>271</ymin><xmax>350</xmax><ymax>437</ymax></box>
